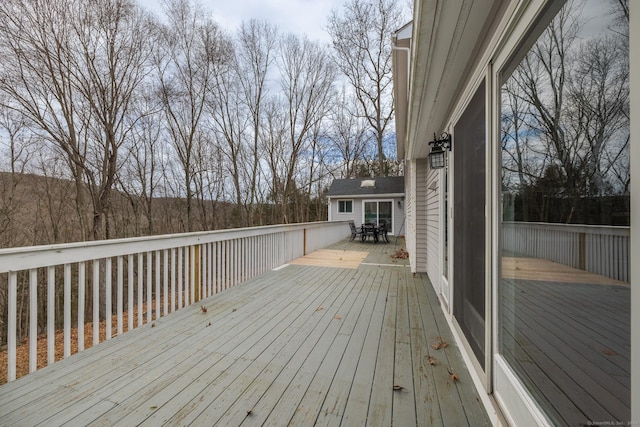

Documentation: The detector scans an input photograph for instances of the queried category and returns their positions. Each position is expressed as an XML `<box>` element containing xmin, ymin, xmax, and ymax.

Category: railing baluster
<box><xmin>106</xmin><ymin>258</ymin><xmax>112</xmax><ymax>340</ymax></box>
<box><xmin>207</xmin><ymin>243</ymin><xmax>213</xmax><ymax>296</ymax></box>
<box><xmin>155</xmin><ymin>250</ymin><xmax>161</xmax><ymax>320</ymax></box>
<box><xmin>184</xmin><ymin>247</ymin><xmax>190</xmax><ymax>305</ymax></box>
<box><xmin>62</xmin><ymin>263</ymin><xmax>72</xmax><ymax>358</ymax></box>
<box><xmin>235</xmin><ymin>239</ymin><xmax>240</xmax><ymax>286</ymax></box>
<box><xmin>78</xmin><ymin>262</ymin><xmax>85</xmax><ymax>352</ymax></box>
<box><xmin>178</xmin><ymin>248</ymin><xmax>183</xmax><ymax>309</ymax></box>
<box><xmin>146</xmin><ymin>251</ymin><xmax>152</xmax><ymax>324</ymax></box>
<box><xmin>47</xmin><ymin>266</ymin><xmax>55</xmax><ymax>366</ymax></box>
<box><xmin>29</xmin><ymin>269</ymin><xmax>37</xmax><ymax>373</ymax></box>
<box><xmin>93</xmin><ymin>260</ymin><xmax>99</xmax><ymax>346</ymax></box>
<box><xmin>190</xmin><ymin>245</ymin><xmax>195</xmax><ymax>304</ymax></box>
<box><xmin>117</xmin><ymin>256</ymin><xmax>123</xmax><ymax>336</ymax></box>
<box><xmin>163</xmin><ymin>249</ymin><xmax>169</xmax><ymax>316</ymax></box>
<box><xmin>128</xmin><ymin>254</ymin><xmax>134</xmax><ymax>332</ymax></box>
<box><xmin>170</xmin><ymin>248</ymin><xmax>176</xmax><ymax>312</ymax></box>
<box><xmin>137</xmin><ymin>253</ymin><xmax>143</xmax><ymax>326</ymax></box>
<box><xmin>216</xmin><ymin>242</ymin><xmax>221</xmax><ymax>293</ymax></box>
<box><xmin>8</xmin><ymin>271</ymin><xmax>17</xmax><ymax>382</ymax></box>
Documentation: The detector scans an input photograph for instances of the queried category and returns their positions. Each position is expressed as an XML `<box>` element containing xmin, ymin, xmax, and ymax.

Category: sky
<box><xmin>138</xmin><ymin>0</ymin><xmax>349</xmax><ymax>42</ymax></box>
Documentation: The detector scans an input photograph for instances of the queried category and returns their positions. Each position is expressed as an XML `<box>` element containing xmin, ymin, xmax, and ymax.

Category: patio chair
<box><xmin>349</xmin><ymin>221</ymin><xmax>362</xmax><ymax>241</ymax></box>
<box><xmin>361</xmin><ymin>222</ymin><xmax>379</xmax><ymax>243</ymax></box>
<box><xmin>378</xmin><ymin>221</ymin><xmax>390</xmax><ymax>243</ymax></box>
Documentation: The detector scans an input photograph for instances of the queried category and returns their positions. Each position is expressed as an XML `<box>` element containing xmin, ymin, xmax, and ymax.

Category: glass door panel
<box><xmin>378</xmin><ymin>201</ymin><xmax>392</xmax><ymax>230</ymax></box>
<box><xmin>364</xmin><ymin>201</ymin><xmax>376</xmax><ymax>224</ymax></box>
<box><xmin>498</xmin><ymin>1</ymin><xmax>630</xmax><ymax>424</ymax></box>
<box><xmin>453</xmin><ymin>81</ymin><xmax>486</xmax><ymax>368</ymax></box>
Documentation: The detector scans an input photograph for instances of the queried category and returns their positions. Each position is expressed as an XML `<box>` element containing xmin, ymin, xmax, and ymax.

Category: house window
<box><xmin>498</xmin><ymin>1</ymin><xmax>630</xmax><ymax>424</ymax></box>
<box><xmin>337</xmin><ymin>200</ymin><xmax>352</xmax><ymax>213</ymax></box>
<box><xmin>363</xmin><ymin>201</ymin><xmax>392</xmax><ymax>231</ymax></box>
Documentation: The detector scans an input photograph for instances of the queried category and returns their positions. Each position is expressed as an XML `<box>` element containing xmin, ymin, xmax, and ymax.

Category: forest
<box><xmin>0</xmin><ymin>0</ymin><xmax>408</xmax><ymax>249</ymax></box>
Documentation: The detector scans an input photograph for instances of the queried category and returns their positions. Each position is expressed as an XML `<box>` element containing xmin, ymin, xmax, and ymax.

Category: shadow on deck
<box><xmin>0</xmin><ymin>239</ymin><xmax>490</xmax><ymax>426</ymax></box>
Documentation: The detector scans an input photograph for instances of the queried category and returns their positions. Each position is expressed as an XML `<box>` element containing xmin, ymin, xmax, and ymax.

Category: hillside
<box><xmin>0</xmin><ymin>171</ymin><xmax>238</xmax><ymax>249</ymax></box>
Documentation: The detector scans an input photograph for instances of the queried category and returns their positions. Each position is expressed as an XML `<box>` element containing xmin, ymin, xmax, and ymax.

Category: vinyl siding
<box><xmin>405</xmin><ymin>161</ymin><xmax>417</xmax><ymax>271</ymax></box>
<box><xmin>425</xmin><ymin>166</ymin><xmax>441</xmax><ymax>292</ymax></box>
<box><xmin>415</xmin><ymin>159</ymin><xmax>429</xmax><ymax>272</ymax></box>
<box><xmin>329</xmin><ymin>197</ymin><xmax>405</xmax><ymax>236</ymax></box>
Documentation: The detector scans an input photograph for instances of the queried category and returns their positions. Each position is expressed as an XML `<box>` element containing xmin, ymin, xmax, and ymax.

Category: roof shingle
<box><xmin>327</xmin><ymin>176</ymin><xmax>404</xmax><ymax>196</ymax></box>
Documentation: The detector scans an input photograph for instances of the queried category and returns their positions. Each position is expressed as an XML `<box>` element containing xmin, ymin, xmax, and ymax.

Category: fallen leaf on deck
<box><xmin>435</xmin><ymin>336</ymin><xmax>448</xmax><ymax>348</ymax></box>
<box><xmin>428</xmin><ymin>355</ymin><xmax>437</xmax><ymax>365</ymax></box>
<box><xmin>200</xmin><ymin>306</ymin><xmax>207</xmax><ymax>313</ymax></box>
<box><xmin>447</xmin><ymin>368</ymin><xmax>460</xmax><ymax>382</ymax></box>
<box><xmin>151</xmin><ymin>323</ymin><xmax>155</xmax><ymax>328</ymax></box>
<box><xmin>432</xmin><ymin>343</ymin><xmax>441</xmax><ymax>350</ymax></box>
<box><xmin>247</xmin><ymin>408</ymin><xmax>254</xmax><ymax>416</ymax></box>
<box><xmin>393</xmin><ymin>385</ymin><xmax>406</xmax><ymax>391</ymax></box>
<box><xmin>334</xmin><ymin>315</ymin><xmax>342</xmax><ymax>320</ymax></box>
<box><xmin>316</xmin><ymin>306</ymin><xmax>324</xmax><ymax>311</ymax></box>
<box><xmin>232</xmin><ymin>308</ymin><xmax>237</xmax><ymax>312</ymax></box>
<box><xmin>150</xmin><ymin>405</ymin><xmax>158</xmax><ymax>410</ymax></box>
<box><xmin>391</xmin><ymin>248</ymin><xmax>409</xmax><ymax>259</ymax></box>
<box><xmin>603</xmin><ymin>348</ymin><xmax>617</xmax><ymax>356</ymax></box>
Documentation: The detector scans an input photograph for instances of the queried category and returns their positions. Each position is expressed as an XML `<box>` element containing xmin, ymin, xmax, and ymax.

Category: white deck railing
<box><xmin>0</xmin><ymin>221</ymin><xmax>349</xmax><ymax>382</ymax></box>
<box><xmin>502</xmin><ymin>221</ymin><xmax>630</xmax><ymax>283</ymax></box>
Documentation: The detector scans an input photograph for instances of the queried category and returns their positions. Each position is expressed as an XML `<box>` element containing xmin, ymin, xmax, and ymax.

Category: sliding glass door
<box><xmin>496</xmin><ymin>1</ymin><xmax>630</xmax><ymax>424</ymax></box>
<box><xmin>363</xmin><ymin>201</ymin><xmax>393</xmax><ymax>231</ymax></box>
<box><xmin>453</xmin><ymin>81</ymin><xmax>486</xmax><ymax>368</ymax></box>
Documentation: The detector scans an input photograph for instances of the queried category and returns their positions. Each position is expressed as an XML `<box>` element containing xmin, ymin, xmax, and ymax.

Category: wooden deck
<box><xmin>0</xmin><ymin>240</ymin><xmax>490</xmax><ymax>426</ymax></box>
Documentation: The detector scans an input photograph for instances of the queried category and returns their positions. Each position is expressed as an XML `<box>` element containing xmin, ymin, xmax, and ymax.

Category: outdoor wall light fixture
<box><xmin>428</xmin><ymin>132</ymin><xmax>451</xmax><ymax>169</ymax></box>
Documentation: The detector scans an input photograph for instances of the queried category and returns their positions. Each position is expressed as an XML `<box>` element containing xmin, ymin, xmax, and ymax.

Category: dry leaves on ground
<box><xmin>0</xmin><ymin>301</ymin><xmax>158</xmax><ymax>385</ymax></box>
<box><xmin>391</xmin><ymin>248</ymin><xmax>409</xmax><ymax>259</ymax></box>
<box><xmin>432</xmin><ymin>336</ymin><xmax>448</xmax><ymax>350</ymax></box>
<box><xmin>447</xmin><ymin>368</ymin><xmax>460</xmax><ymax>382</ymax></box>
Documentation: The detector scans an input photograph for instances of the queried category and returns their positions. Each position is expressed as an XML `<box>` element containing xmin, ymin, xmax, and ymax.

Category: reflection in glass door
<box><xmin>498</xmin><ymin>1</ymin><xmax>630</xmax><ymax>424</ymax></box>
<box><xmin>441</xmin><ymin>169</ymin><xmax>451</xmax><ymax>305</ymax></box>
<box><xmin>363</xmin><ymin>201</ymin><xmax>393</xmax><ymax>231</ymax></box>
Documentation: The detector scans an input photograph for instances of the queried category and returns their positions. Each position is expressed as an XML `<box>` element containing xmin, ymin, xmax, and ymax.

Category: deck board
<box><xmin>0</xmin><ymin>240</ymin><xmax>490</xmax><ymax>426</ymax></box>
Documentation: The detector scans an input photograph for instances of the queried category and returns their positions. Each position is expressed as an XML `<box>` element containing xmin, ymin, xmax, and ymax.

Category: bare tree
<box><xmin>327</xmin><ymin>0</ymin><xmax>406</xmax><ymax>176</ymax></box>
<box><xmin>0</xmin><ymin>0</ymin><xmax>153</xmax><ymax>240</ymax></box>
<box><xmin>236</xmin><ymin>20</ymin><xmax>278</xmax><ymax>225</ymax></box>
<box><xmin>155</xmin><ymin>0</ymin><xmax>231</xmax><ymax>232</ymax></box>
<box><xmin>209</xmin><ymin>48</ymin><xmax>250</xmax><ymax>227</ymax></box>
<box><xmin>118</xmin><ymin>88</ymin><xmax>165</xmax><ymax>235</ymax></box>
<box><xmin>0</xmin><ymin>107</ymin><xmax>34</xmax><ymax>245</ymax></box>
<box><xmin>501</xmin><ymin>0</ymin><xmax>629</xmax><ymax>222</ymax></box>
<box><xmin>327</xmin><ymin>89</ymin><xmax>369</xmax><ymax>179</ymax></box>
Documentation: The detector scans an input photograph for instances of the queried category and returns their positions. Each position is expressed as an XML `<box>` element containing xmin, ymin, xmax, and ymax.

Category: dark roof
<box><xmin>327</xmin><ymin>176</ymin><xmax>405</xmax><ymax>197</ymax></box>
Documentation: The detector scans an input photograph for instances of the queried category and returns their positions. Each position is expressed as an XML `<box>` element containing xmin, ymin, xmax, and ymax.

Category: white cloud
<box><xmin>139</xmin><ymin>0</ymin><xmax>347</xmax><ymax>42</ymax></box>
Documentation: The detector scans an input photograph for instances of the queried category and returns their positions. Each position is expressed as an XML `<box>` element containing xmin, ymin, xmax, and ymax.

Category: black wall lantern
<box><xmin>428</xmin><ymin>132</ymin><xmax>452</xmax><ymax>169</ymax></box>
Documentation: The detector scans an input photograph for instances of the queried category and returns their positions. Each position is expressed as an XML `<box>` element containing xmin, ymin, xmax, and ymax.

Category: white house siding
<box><xmin>414</xmin><ymin>159</ymin><xmax>429</xmax><ymax>272</ymax></box>
<box><xmin>328</xmin><ymin>197</ymin><xmax>364</xmax><ymax>225</ymax></box>
<box><xmin>392</xmin><ymin>195</ymin><xmax>405</xmax><ymax>236</ymax></box>
<box><xmin>405</xmin><ymin>161</ymin><xmax>417</xmax><ymax>270</ymax></box>
<box><xmin>425</xmin><ymin>165</ymin><xmax>441</xmax><ymax>290</ymax></box>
